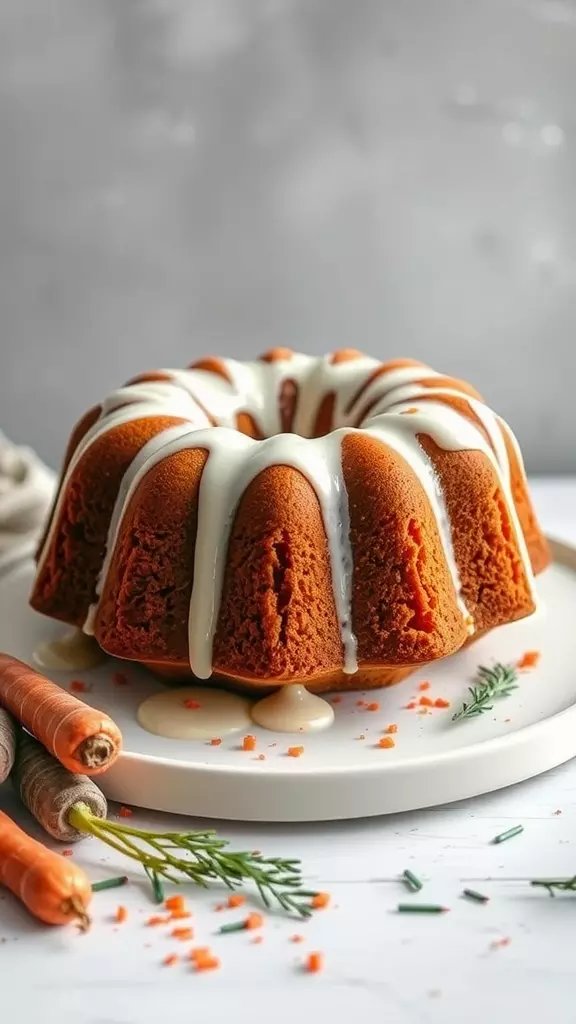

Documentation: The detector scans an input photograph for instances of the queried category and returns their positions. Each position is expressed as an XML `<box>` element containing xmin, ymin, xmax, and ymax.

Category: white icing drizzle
<box><xmin>36</xmin><ymin>353</ymin><xmax>538</xmax><ymax>681</ymax></box>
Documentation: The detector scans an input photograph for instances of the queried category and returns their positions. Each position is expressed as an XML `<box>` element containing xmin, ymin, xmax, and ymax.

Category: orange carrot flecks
<box><xmin>290</xmin><ymin>934</ymin><xmax>304</xmax><ymax>943</ymax></box>
<box><xmin>112</xmin><ymin>672</ymin><xmax>128</xmax><ymax>686</ymax></box>
<box><xmin>183</xmin><ymin>699</ymin><xmax>201</xmax><ymax>710</ymax></box>
<box><xmin>385</xmin><ymin>723</ymin><xmax>398</xmax><ymax>734</ymax></box>
<box><xmin>434</xmin><ymin>698</ymin><xmax>450</xmax><ymax>709</ymax></box>
<box><xmin>366</xmin><ymin>702</ymin><xmax>380</xmax><ymax>712</ymax></box>
<box><xmin>518</xmin><ymin>650</ymin><xmax>541</xmax><ymax>670</ymax></box>
<box><xmin>115</xmin><ymin>905</ymin><xmax>128</xmax><ymax>923</ymax></box>
<box><xmin>170</xmin><ymin>909</ymin><xmax>191</xmax><ymax>920</ymax></box>
<box><xmin>70</xmin><ymin>680</ymin><xmax>88</xmax><ymax>693</ymax></box>
<box><xmin>242</xmin><ymin>735</ymin><xmax>257</xmax><ymax>752</ymax></box>
<box><xmin>163</xmin><ymin>953</ymin><xmax>179</xmax><ymax>967</ymax></box>
<box><xmin>189</xmin><ymin>946</ymin><xmax>211</xmax><ymax>962</ymax></box>
<box><xmin>287</xmin><ymin>746</ymin><xmax>304</xmax><ymax>758</ymax></box>
<box><xmin>165</xmin><ymin>894</ymin><xmax>186</xmax><ymax>912</ymax></box>
<box><xmin>251</xmin><ymin>935</ymin><xmax>264</xmax><ymax>945</ymax></box>
<box><xmin>171</xmin><ymin>926</ymin><xmax>194</xmax><ymax>941</ymax></box>
<box><xmin>0</xmin><ymin>654</ymin><xmax>122</xmax><ymax>775</ymax></box>
<box><xmin>306</xmin><ymin>951</ymin><xmax>324</xmax><ymax>973</ymax></box>
<box><xmin>0</xmin><ymin>810</ymin><xmax>92</xmax><ymax>926</ymax></box>
<box><xmin>378</xmin><ymin>737</ymin><xmax>395</xmax><ymax>749</ymax></box>
<box><xmin>245</xmin><ymin>912</ymin><xmax>264</xmax><ymax>930</ymax></box>
<box><xmin>147</xmin><ymin>915</ymin><xmax>170</xmax><ymax>926</ymax></box>
<box><xmin>209</xmin><ymin>738</ymin><xmax>222</xmax><ymax>746</ymax></box>
<box><xmin>227</xmin><ymin>894</ymin><xmax>246</xmax><ymax>908</ymax></box>
<box><xmin>311</xmin><ymin>892</ymin><xmax>330</xmax><ymax>909</ymax></box>
<box><xmin>404</xmin><ymin>702</ymin><xmax>417</xmax><ymax>710</ymax></box>
<box><xmin>118</xmin><ymin>806</ymin><xmax>133</xmax><ymax>818</ymax></box>
<box><xmin>194</xmin><ymin>954</ymin><xmax>221</xmax><ymax>971</ymax></box>
<box><xmin>419</xmin><ymin>696</ymin><xmax>434</xmax><ymax>707</ymax></box>
<box><xmin>418</xmin><ymin>681</ymin><xmax>431</xmax><ymax>692</ymax></box>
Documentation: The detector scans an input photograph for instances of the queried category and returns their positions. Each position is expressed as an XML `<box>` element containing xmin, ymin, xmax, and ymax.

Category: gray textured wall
<box><xmin>0</xmin><ymin>0</ymin><xmax>574</xmax><ymax>471</ymax></box>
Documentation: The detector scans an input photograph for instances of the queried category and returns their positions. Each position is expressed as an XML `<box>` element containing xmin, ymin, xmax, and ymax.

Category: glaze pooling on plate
<box><xmin>33</xmin><ymin>629</ymin><xmax>105</xmax><ymax>672</ymax></box>
<box><xmin>36</xmin><ymin>351</ymin><xmax>537</xmax><ymax>682</ymax></box>
<box><xmin>251</xmin><ymin>684</ymin><xmax>335</xmax><ymax>733</ymax></box>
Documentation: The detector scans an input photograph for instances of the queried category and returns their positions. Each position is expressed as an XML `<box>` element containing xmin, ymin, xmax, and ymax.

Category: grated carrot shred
<box><xmin>170</xmin><ymin>910</ymin><xmax>192</xmax><ymax>921</ymax></box>
<box><xmin>385</xmin><ymin>723</ymin><xmax>398</xmax><ymax>734</ymax></box>
<box><xmin>147</xmin><ymin>915</ymin><xmax>170</xmax><ymax>926</ymax></box>
<box><xmin>378</xmin><ymin>736</ymin><xmax>395</xmax><ymax>749</ymax></box>
<box><xmin>210</xmin><ymin>737</ymin><xmax>222</xmax><ymax>746</ymax></box>
<box><xmin>242</xmin><ymin>734</ymin><xmax>257</xmax><ymax>752</ymax></box>
<box><xmin>311</xmin><ymin>892</ymin><xmax>330</xmax><ymax>909</ymax></box>
<box><xmin>227</xmin><ymin>894</ymin><xmax>246</xmax><ymax>908</ymax></box>
<box><xmin>165</xmin><ymin>895</ymin><xmax>186</xmax><ymax>913</ymax></box>
<box><xmin>287</xmin><ymin>746</ymin><xmax>304</xmax><ymax>757</ymax></box>
<box><xmin>418</xmin><ymin>681</ymin><xmax>431</xmax><ymax>691</ymax></box>
<box><xmin>405</xmin><ymin>702</ymin><xmax>417</xmax><ymax>710</ymax></box>
<box><xmin>115</xmin><ymin>906</ymin><xmax>128</xmax><ymax>923</ymax></box>
<box><xmin>518</xmin><ymin>650</ymin><xmax>541</xmax><ymax>670</ymax></box>
<box><xmin>70</xmin><ymin>680</ymin><xmax>87</xmax><ymax>693</ymax></box>
<box><xmin>194</xmin><ymin>954</ymin><xmax>221</xmax><ymax>971</ymax></box>
<box><xmin>306</xmin><ymin>952</ymin><xmax>324</xmax><ymax>973</ymax></box>
<box><xmin>366</xmin><ymin>701</ymin><xmax>380</xmax><ymax>712</ymax></box>
<box><xmin>189</xmin><ymin>946</ymin><xmax>211</xmax><ymax>962</ymax></box>
<box><xmin>118</xmin><ymin>806</ymin><xmax>133</xmax><ymax>818</ymax></box>
<box><xmin>245</xmin><ymin>912</ymin><xmax>264</xmax><ymax>930</ymax></box>
<box><xmin>434</xmin><ymin>697</ymin><xmax>451</xmax><ymax>708</ymax></box>
<box><xmin>419</xmin><ymin>696</ymin><xmax>434</xmax><ymax>707</ymax></box>
<box><xmin>290</xmin><ymin>934</ymin><xmax>304</xmax><ymax>943</ymax></box>
<box><xmin>171</xmin><ymin>927</ymin><xmax>194</xmax><ymax>941</ymax></box>
<box><xmin>163</xmin><ymin>954</ymin><xmax>179</xmax><ymax>967</ymax></box>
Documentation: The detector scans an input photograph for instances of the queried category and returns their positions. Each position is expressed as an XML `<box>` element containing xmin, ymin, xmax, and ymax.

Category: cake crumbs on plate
<box><xmin>171</xmin><ymin>927</ymin><xmax>194</xmax><ymax>941</ymax></box>
<box><xmin>490</xmin><ymin>937</ymin><xmax>511</xmax><ymax>950</ymax></box>
<box><xmin>147</xmin><ymin>915</ymin><xmax>170</xmax><ymax>926</ymax></box>
<box><xmin>256</xmin><ymin>753</ymin><xmax>266</xmax><ymax>761</ymax></box>
<box><xmin>290</xmin><ymin>934</ymin><xmax>305</xmax><ymax>943</ymax></box>
<box><xmin>251</xmin><ymin>935</ymin><xmax>264</xmax><ymax>945</ymax></box>
<box><xmin>330</xmin><ymin>696</ymin><xmax>343</xmax><ymax>704</ymax></box>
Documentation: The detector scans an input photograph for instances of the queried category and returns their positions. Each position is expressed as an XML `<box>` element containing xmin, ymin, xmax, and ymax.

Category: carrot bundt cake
<box><xmin>30</xmin><ymin>349</ymin><xmax>550</xmax><ymax>694</ymax></box>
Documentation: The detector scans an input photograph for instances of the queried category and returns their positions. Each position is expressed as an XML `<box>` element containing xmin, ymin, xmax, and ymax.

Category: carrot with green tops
<box><xmin>0</xmin><ymin>653</ymin><xmax>121</xmax><ymax>774</ymax></box>
<box><xmin>0</xmin><ymin>809</ymin><xmax>92</xmax><ymax>926</ymax></box>
<box><xmin>14</xmin><ymin>728</ymin><xmax>108</xmax><ymax>841</ymax></box>
<box><xmin>0</xmin><ymin>707</ymin><xmax>15</xmax><ymax>782</ymax></box>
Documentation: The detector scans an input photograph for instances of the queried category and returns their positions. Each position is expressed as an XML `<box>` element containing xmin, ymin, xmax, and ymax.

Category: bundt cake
<box><xmin>30</xmin><ymin>349</ymin><xmax>550</xmax><ymax>694</ymax></box>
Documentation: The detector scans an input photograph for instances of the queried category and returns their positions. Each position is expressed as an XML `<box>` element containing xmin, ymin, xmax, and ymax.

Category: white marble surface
<box><xmin>0</xmin><ymin>477</ymin><xmax>576</xmax><ymax>1022</ymax></box>
<box><xmin>0</xmin><ymin>0</ymin><xmax>575</xmax><ymax>472</ymax></box>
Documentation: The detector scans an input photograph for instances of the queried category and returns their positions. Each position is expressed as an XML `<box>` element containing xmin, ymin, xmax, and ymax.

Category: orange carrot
<box><xmin>287</xmin><ymin>746</ymin><xmax>304</xmax><ymax>758</ymax></box>
<box><xmin>418</xmin><ymin>681</ymin><xmax>431</xmax><ymax>691</ymax></box>
<box><xmin>189</xmin><ymin>946</ymin><xmax>211</xmax><ymax>962</ymax></box>
<box><xmin>0</xmin><ymin>707</ymin><xmax>15</xmax><ymax>783</ymax></box>
<box><xmin>210</xmin><ymin>738</ymin><xmax>222</xmax><ymax>746</ymax></box>
<box><xmin>434</xmin><ymin>698</ymin><xmax>450</xmax><ymax>709</ymax></box>
<box><xmin>366</xmin><ymin>702</ymin><xmax>380</xmax><ymax>712</ymax></box>
<box><xmin>385</xmin><ymin>723</ymin><xmax>398</xmax><ymax>734</ymax></box>
<box><xmin>245</xmin><ymin>912</ymin><xmax>264</xmax><ymax>930</ymax></box>
<box><xmin>0</xmin><ymin>809</ymin><xmax>92</xmax><ymax>926</ymax></box>
<box><xmin>378</xmin><ymin>737</ymin><xmax>395</xmax><ymax>749</ymax></box>
<box><xmin>227</xmin><ymin>893</ymin><xmax>246</xmax><ymax>908</ymax></box>
<box><xmin>405</xmin><ymin>702</ymin><xmax>417</xmax><ymax>710</ymax></box>
<box><xmin>242</xmin><ymin>735</ymin><xmax>256</xmax><ymax>752</ymax></box>
<box><xmin>0</xmin><ymin>654</ymin><xmax>122</xmax><ymax>775</ymax></box>
<box><xmin>194</xmin><ymin>954</ymin><xmax>221</xmax><ymax>971</ymax></box>
<box><xmin>419</xmin><ymin>696</ymin><xmax>434</xmax><ymax>707</ymax></box>
<box><xmin>171</xmin><ymin>926</ymin><xmax>194</xmax><ymax>940</ymax></box>
<box><xmin>115</xmin><ymin>905</ymin><xmax>128</xmax><ymax>923</ymax></box>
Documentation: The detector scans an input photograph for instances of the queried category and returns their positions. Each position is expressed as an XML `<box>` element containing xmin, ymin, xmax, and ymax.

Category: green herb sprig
<box><xmin>530</xmin><ymin>876</ymin><xmax>576</xmax><ymax>897</ymax></box>
<box><xmin>452</xmin><ymin>663</ymin><xmax>518</xmax><ymax>722</ymax></box>
<box><xmin>68</xmin><ymin>803</ymin><xmax>315</xmax><ymax>917</ymax></box>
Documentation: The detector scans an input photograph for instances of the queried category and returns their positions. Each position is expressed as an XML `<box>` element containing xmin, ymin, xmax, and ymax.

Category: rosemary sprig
<box><xmin>68</xmin><ymin>803</ymin><xmax>315</xmax><ymax>917</ymax></box>
<box><xmin>452</xmin><ymin>662</ymin><xmax>518</xmax><ymax>722</ymax></box>
<box><xmin>531</xmin><ymin>876</ymin><xmax>576</xmax><ymax>897</ymax></box>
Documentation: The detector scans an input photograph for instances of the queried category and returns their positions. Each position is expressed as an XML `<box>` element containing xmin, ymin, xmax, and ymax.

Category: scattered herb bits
<box><xmin>92</xmin><ymin>876</ymin><xmax>128</xmax><ymax>893</ymax></box>
<box><xmin>397</xmin><ymin>904</ymin><xmax>449</xmax><ymax>914</ymax></box>
<box><xmin>402</xmin><ymin>869</ymin><xmax>423</xmax><ymax>893</ymax></box>
<box><xmin>492</xmin><ymin>825</ymin><xmax>524</xmax><ymax>845</ymax></box>
<box><xmin>462</xmin><ymin>888</ymin><xmax>489</xmax><ymax>904</ymax></box>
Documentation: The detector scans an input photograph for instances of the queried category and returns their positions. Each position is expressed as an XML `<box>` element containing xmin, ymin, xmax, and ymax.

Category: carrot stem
<box><xmin>66</xmin><ymin>803</ymin><xmax>314</xmax><ymax>917</ymax></box>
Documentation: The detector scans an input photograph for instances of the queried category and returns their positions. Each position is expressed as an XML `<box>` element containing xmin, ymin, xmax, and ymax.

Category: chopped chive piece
<box><xmin>402</xmin><ymin>869</ymin><xmax>423</xmax><ymax>892</ymax></box>
<box><xmin>463</xmin><ymin>888</ymin><xmax>489</xmax><ymax>904</ymax></box>
<box><xmin>91</xmin><ymin>875</ymin><xmax>129</xmax><ymax>893</ymax></box>
<box><xmin>492</xmin><ymin>825</ymin><xmax>524</xmax><ymax>845</ymax></box>
<box><xmin>219</xmin><ymin>919</ymin><xmax>248</xmax><ymax>934</ymax></box>
<box><xmin>397</xmin><ymin>903</ymin><xmax>449</xmax><ymax>914</ymax></box>
<box><xmin>145</xmin><ymin>868</ymin><xmax>165</xmax><ymax>904</ymax></box>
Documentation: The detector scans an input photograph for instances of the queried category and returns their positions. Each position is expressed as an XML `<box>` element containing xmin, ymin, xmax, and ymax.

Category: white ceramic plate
<box><xmin>1</xmin><ymin>541</ymin><xmax>575</xmax><ymax>821</ymax></box>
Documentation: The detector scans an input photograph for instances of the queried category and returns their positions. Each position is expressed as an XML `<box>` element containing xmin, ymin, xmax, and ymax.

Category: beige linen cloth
<box><xmin>0</xmin><ymin>431</ymin><xmax>55</xmax><ymax>570</ymax></box>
